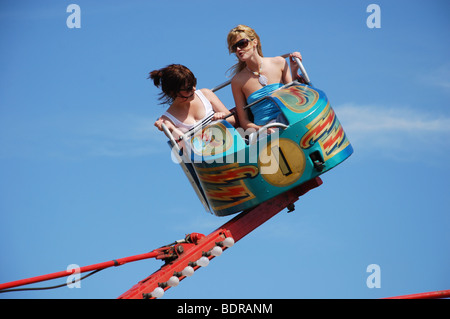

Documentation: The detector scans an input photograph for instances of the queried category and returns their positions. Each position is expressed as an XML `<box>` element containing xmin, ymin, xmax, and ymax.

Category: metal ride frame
<box><xmin>0</xmin><ymin>55</ymin><xmax>448</xmax><ymax>299</ymax></box>
<box><xmin>2</xmin><ymin>175</ymin><xmax>448</xmax><ymax>299</ymax></box>
<box><xmin>0</xmin><ymin>177</ymin><xmax>323</xmax><ymax>299</ymax></box>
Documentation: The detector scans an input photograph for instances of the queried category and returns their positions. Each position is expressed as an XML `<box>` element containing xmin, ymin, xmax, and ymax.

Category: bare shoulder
<box><xmin>231</xmin><ymin>71</ymin><xmax>247</xmax><ymax>86</ymax></box>
<box><xmin>159</xmin><ymin>114</ymin><xmax>175</xmax><ymax>126</ymax></box>
<box><xmin>199</xmin><ymin>88</ymin><xmax>219</xmax><ymax>102</ymax></box>
<box><xmin>267</xmin><ymin>56</ymin><xmax>287</xmax><ymax>67</ymax></box>
<box><xmin>199</xmin><ymin>88</ymin><xmax>214</xmax><ymax>96</ymax></box>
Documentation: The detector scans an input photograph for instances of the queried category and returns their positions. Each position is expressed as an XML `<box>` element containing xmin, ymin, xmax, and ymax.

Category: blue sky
<box><xmin>0</xmin><ymin>0</ymin><xmax>449</xmax><ymax>299</ymax></box>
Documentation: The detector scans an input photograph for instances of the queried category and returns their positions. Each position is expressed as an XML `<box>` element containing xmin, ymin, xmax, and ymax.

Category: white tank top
<box><xmin>162</xmin><ymin>90</ymin><xmax>214</xmax><ymax>133</ymax></box>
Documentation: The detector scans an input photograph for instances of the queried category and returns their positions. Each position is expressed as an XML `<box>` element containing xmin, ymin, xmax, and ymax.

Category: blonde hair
<box><xmin>227</xmin><ymin>25</ymin><xmax>263</xmax><ymax>76</ymax></box>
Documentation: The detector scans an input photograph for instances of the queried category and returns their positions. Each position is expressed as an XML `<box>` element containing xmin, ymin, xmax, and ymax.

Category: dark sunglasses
<box><xmin>179</xmin><ymin>85</ymin><xmax>194</xmax><ymax>92</ymax></box>
<box><xmin>231</xmin><ymin>38</ymin><xmax>251</xmax><ymax>52</ymax></box>
<box><xmin>177</xmin><ymin>86</ymin><xmax>195</xmax><ymax>99</ymax></box>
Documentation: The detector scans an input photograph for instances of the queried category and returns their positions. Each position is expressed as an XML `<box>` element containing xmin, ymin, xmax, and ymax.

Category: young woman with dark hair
<box><xmin>150</xmin><ymin>64</ymin><xmax>235</xmax><ymax>139</ymax></box>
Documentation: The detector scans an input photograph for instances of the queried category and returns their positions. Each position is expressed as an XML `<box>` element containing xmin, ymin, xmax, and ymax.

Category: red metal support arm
<box><xmin>0</xmin><ymin>251</ymin><xmax>164</xmax><ymax>291</ymax></box>
<box><xmin>118</xmin><ymin>177</ymin><xmax>323</xmax><ymax>299</ymax></box>
<box><xmin>3</xmin><ymin>176</ymin><xmax>447</xmax><ymax>300</ymax></box>
<box><xmin>0</xmin><ymin>178</ymin><xmax>322</xmax><ymax>297</ymax></box>
<box><xmin>384</xmin><ymin>290</ymin><xmax>450</xmax><ymax>299</ymax></box>
<box><xmin>0</xmin><ymin>239</ymin><xmax>212</xmax><ymax>292</ymax></box>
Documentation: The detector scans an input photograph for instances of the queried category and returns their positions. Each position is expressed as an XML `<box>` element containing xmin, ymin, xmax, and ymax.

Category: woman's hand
<box><xmin>212</xmin><ymin>112</ymin><xmax>227</xmax><ymax>121</ymax></box>
<box><xmin>289</xmin><ymin>51</ymin><xmax>302</xmax><ymax>63</ymax></box>
<box><xmin>289</xmin><ymin>51</ymin><xmax>302</xmax><ymax>75</ymax></box>
<box><xmin>154</xmin><ymin>117</ymin><xmax>164</xmax><ymax>131</ymax></box>
<box><xmin>155</xmin><ymin>117</ymin><xmax>184</xmax><ymax>140</ymax></box>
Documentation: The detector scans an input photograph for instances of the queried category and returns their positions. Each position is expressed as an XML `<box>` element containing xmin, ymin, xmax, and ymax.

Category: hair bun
<box><xmin>149</xmin><ymin>69</ymin><xmax>163</xmax><ymax>87</ymax></box>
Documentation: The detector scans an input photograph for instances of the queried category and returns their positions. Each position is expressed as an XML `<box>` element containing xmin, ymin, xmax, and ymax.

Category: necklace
<box><xmin>247</xmin><ymin>61</ymin><xmax>268</xmax><ymax>86</ymax></box>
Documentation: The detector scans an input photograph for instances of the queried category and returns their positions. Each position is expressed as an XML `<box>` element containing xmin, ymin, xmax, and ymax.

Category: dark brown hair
<box><xmin>149</xmin><ymin>64</ymin><xmax>197</xmax><ymax>105</ymax></box>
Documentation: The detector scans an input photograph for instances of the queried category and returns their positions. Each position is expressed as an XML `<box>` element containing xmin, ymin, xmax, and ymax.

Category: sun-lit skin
<box><xmin>227</xmin><ymin>29</ymin><xmax>302</xmax><ymax>132</ymax></box>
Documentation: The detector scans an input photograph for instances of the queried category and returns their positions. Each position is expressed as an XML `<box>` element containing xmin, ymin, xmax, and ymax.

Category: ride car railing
<box><xmin>161</xmin><ymin>53</ymin><xmax>310</xmax><ymax>144</ymax></box>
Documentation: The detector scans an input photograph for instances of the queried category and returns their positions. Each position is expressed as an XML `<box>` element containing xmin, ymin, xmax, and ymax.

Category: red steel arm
<box><xmin>118</xmin><ymin>177</ymin><xmax>323</xmax><ymax>299</ymax></box>
<box><xmin>3</xmin><ymin>176</ymin><xmax>447</xmax><ymax>300</ymax></box>
<box><xmin>0</xmin><ymin>177</ymin><xmax>322</xmax><ymax>297</ymax></box>
<box><xmin>0</xmin><ymin>251</ymin><xmax>162</xmax><ymax>291</ymax></box>
<box><xmin>384</xmin><ymin>290</ymin><xmax>450</xmax><ymax>299</ymax></box>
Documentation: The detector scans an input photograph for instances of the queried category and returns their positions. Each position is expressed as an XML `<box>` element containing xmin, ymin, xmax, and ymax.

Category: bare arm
<box><xmin>280</xmin><ymin>56</ymin><xmax>293</xmax><ymax>84</ymax></box>
<box><xmin>154</xmin><ymin>116</ymin><xmax>184</xmax><ymax>140</ymax></box>
<box><xmin>231</xmin><ymin>78</ymin><xmax>261</xmax><ymax>131</ymax></box>
<box><xmin>201</xmin><ymin>89</ymin><xmax>236</xmax><ymax>126</ymax></box>
<box><xmin>289</xmin><ymin>52</ymin><xmax>302</xmax><ymax>80</ymax></box>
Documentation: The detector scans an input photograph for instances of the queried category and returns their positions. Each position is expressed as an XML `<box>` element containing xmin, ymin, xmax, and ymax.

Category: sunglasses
<box><xmin>231</xmin><ymin>38</ymin><xmax>251</xmax><ymax>52</ymax></box>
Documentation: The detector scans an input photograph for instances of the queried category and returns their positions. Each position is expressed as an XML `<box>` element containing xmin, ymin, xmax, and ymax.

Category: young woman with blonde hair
<box><xmin>227</xmin><ymin>25</ymin><xmax>302</xmax><ymax>132</ymax></box>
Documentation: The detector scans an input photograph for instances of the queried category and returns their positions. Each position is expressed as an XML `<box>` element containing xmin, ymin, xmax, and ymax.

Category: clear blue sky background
<box><xmin>1</xmin><ymin>0</ymin><xmax>449</xmax><ymax>299</ymax></box>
